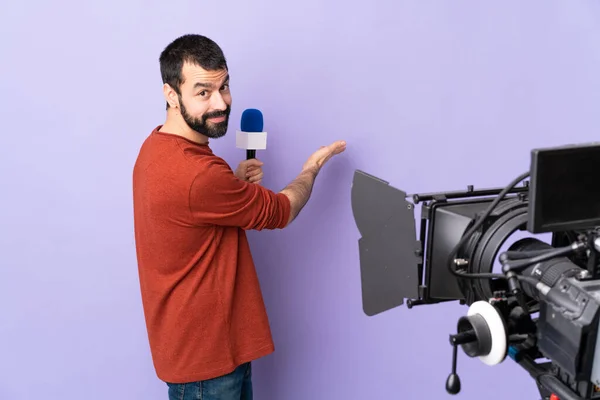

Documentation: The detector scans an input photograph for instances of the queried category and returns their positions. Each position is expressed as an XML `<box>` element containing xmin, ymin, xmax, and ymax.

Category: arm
<box><xmin>189</xmin><ymin>140</ymin><xmax>346</xmax><ymax>230</ymax></box>
<box><xmin>279</xmin><ymin>165</ymin><xmax>319</xmax><ymax>226</ymax></box>
<box><xmin>189</xmin><ymin>158</ymin><xmax>290</xmax><ymax>230</ymax></box>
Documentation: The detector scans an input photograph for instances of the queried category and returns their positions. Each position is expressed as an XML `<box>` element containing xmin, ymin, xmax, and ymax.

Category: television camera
<box><xmin>351</xmin><ymin>142</ymin><xmax>600</xmax><ymax>400</ymax></box>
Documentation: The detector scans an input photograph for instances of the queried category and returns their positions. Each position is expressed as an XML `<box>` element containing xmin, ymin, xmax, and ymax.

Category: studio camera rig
<box><xmin>351</xmin><ymin>142</ymin><xmax>600</xmax><ymax>400</ymax></box>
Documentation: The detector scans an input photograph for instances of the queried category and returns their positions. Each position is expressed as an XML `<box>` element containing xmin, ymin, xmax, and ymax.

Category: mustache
<box><xmin>203</xmin><ymin>107</ymin><xmax>231</xmax><ymax>121</ymax></box>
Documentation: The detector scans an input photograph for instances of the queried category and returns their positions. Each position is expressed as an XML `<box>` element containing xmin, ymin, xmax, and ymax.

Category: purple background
<box><xmin>2</xmin><ymin>1</ymin><xmax>600</xmax><ymax>399</ymax></box>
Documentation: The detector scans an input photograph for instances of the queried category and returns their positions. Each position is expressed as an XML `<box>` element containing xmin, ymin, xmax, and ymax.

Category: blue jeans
<box><xmin>166</xmin><ymin>363</ymin><xmax>252</xmax><ymax>400</ymax></box>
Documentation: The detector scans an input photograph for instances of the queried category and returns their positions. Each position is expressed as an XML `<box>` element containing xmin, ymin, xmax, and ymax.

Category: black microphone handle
<box><xmin>246</xmin><ymin>149</ymin><xmax>256</xmax><ymax>160</ymax></box>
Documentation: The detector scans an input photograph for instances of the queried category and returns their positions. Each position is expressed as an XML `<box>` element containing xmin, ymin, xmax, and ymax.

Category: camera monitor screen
<box><xmin>528</xmin><ymin>142</ymin><xmax>600</xmax><ymax>234</ymax></box>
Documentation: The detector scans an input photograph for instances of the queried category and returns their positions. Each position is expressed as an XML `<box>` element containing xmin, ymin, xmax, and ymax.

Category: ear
<box><xmin>163</xmin><ymin>84</ymin><xmax>180</xmax><ymax>108</ymax></box>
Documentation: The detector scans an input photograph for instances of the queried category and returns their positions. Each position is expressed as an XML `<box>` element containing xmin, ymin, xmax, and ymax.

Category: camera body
<box><xmin>351</xmin><ymin>142</ymin><xmax>600</xmax><ymax>400</ymax></box>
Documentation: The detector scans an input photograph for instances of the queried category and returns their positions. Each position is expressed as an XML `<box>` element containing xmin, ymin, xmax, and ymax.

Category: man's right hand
<box><xmin>280</xmin><ymin>140</ymin><xmax>347</xmax><ymax>226</ymax></box>
<box><xmin>302</xmin><ymin>140</ymin><xmax>347</xmax><ymax>172</ymax></box>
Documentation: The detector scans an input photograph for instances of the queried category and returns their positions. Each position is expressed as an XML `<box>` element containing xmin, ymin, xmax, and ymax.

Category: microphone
<box><xmin>237</xmin><ymin>109</ymin><xmax>267</xmax><ymax>160</ymax></box>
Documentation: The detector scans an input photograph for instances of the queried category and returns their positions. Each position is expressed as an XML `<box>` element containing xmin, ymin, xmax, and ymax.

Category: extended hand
<box><xmin>235</xmin><ymin>159</ymin><xmax>264</xmax><ymax>185</ymax></box>
<box><xmin>303</xmin><ymin>140</ymin><xmax>347</xmax><ymax>172</ymax></box>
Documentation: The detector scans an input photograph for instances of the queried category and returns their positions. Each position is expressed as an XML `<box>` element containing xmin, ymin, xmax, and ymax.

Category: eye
<box><xmin>221</xmin><ymin>84</ymin><xmax>230</xmax><ymax>91</ymax></box>
<box><xmin>198</xmin><ymin>91</ymin><xmax>207</xmax><ymax>96</ymax></box>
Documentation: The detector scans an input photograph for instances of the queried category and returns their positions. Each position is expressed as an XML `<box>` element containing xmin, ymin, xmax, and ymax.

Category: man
<box><xmin>132</xmin><ymin>34</ymin><xmax>346</xmax><ymax>400</ymax></box>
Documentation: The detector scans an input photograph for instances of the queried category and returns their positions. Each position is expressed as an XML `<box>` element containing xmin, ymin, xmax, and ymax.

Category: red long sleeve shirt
<box><xmin>132</xmin><ymin>126</ymin><xmax>291</xmax><ymax>383</ymax></box>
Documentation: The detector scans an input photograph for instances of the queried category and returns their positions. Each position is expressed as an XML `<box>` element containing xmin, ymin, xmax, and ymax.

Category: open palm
<box><xmin>303</xmin><ymin>140</ymin><xmax>347</xmax><ymax>171</ymax></box>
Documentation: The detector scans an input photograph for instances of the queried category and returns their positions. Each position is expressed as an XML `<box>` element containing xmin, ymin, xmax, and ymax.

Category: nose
<box><xmin>210</xmin><ymin>91</ymin><xmax>227</xmax><ymax>111</ymax></box>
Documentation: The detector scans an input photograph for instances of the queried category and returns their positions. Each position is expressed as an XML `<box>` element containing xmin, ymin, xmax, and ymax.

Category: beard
<box><xmin>180</xmin><ymin>98</ymin><xmax>231</xmax><ymax>139</ymax></box>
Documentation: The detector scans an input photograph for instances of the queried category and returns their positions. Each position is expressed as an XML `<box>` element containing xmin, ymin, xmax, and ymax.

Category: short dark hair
<box><xmin>159</xmin><ymin>34</ymin><xmax>228</xmax><ymax>109</ymax></box>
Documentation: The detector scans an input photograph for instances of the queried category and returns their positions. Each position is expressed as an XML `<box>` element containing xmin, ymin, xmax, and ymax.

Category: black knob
<box><xmin>446</xmin><ymin>340</ymin><xmax>461</xmax><ymax>395</ymax></box>
<box><xmin>446</xmin><ymin>373</ymin><xmax>461</xmax><ymax>394</ymax></box>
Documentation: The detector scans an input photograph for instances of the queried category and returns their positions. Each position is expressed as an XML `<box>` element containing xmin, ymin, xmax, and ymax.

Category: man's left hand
<box><xmin>235</xmin><ymin>159</ymin><xmax>264</xmax><ymax>185</ymax></box>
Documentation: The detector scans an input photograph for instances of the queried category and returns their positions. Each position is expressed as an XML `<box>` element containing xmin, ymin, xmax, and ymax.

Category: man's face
<box><xmin>176</xmin><ymin>63</ymin><xmax>232</xmax><ymax>139</ymax></box>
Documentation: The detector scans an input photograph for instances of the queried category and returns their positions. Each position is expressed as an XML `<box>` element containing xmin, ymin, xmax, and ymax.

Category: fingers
<box><xmin>237</xmin><ymin>158</ymin><xmax>265</xmax><ymax>184</ymax></box>
<box><xmin>244</xmin><ymin>162</ymin><xmax>263</xmax><ymax>184</ymax></box>
<box><xmin>319</xmin><ymin>140</ymin><xmax>347</xmax><ymax>159</ymax></box>
<box><xmin>315</xmin><ymin>141</ymin><xmax>346</xmax><ymax>157</ymax></box>
<box><xmin>328</xmin><ymin>140</ymin><xmax>347</xmax><ymax>154</ymax></box>
<box><xmin>248</xmin><ymin>170</ymin><xmax>264</xmax><ymax>184</ymax></box>
<box><xmin>246</xmin><ymin>168</ymin><xmax>262</xmax><ymax>178</ymax></box>
<box><xmin>243</xmin><ymin>158</ymin><xmax>264</xmax><ymax>167</ymax></box>
<box><xmin>306</xmin><ymin>140</ymin><xmax>346</xmax><ymax>169</ymax></box>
